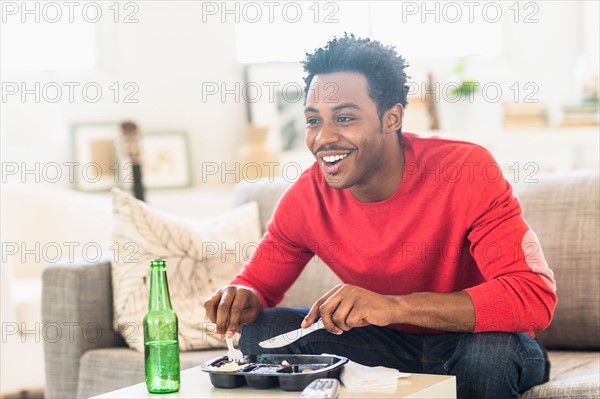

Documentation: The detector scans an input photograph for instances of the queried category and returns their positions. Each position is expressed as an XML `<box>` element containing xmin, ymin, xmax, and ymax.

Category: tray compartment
<box><xmin>277</xmin><ymin>363</ymin><xmax>328</xmax><ymax>373</ymax></box>
<box><xmin>208</xmin><ymin>372</ymin><xmax>246</xmax><ymax>389</ymax></box>
<box><xmin>245</xmin><ymin>373</ymin><xmax>280</xmax><ymax>389</ymax></box>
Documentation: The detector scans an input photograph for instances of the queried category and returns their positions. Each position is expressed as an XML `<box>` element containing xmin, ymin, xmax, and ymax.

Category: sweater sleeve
<box><xmin>230</xmin><ymin>181</ymin><xmax>314</xmax><ymax>308</ymax></box>
<box><xmin>463</xmin><ymin>147</ymin><xmax>557</xmax><ymax>333</ymax></box>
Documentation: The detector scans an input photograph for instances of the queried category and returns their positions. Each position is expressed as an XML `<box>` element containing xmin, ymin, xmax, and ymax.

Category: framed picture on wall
<box><xmin>140</xmin><ymin>131</ymin><xmax>192</xmax><ymax>189</ymax></box>
<box><xmin>276</xmin><ymin>88</ymin><xmax>306</xmax><ymax>152</ymax></box>
<box><xmin>72</xmin><ymin>122</ymin><xmax>121</xmax><ymax>192</ymax></box>
<box><xmin>244</xmin><ymin>62</ymin><xmax>306</xmax><ymax>154</ymax></box>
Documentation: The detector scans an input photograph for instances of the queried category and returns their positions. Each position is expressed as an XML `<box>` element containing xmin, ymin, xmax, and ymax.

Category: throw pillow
<box><xmin>111</xmin><ymin>188</ymin><xmax>261</xmax><ymax>352</ymax></box>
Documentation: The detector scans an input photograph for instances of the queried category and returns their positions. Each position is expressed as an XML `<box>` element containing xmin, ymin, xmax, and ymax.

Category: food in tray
<box><xmin>213</xmin><ymin>361</ymin><xmax>245</xmax><ymax>372</ymax></box>
<box><xmin>302</xmin><ymin>368</ymin><xmax>314</xmax><ymax>373</ymax></box>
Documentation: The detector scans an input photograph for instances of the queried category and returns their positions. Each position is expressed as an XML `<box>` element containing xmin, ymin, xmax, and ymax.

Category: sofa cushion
<box><xmin>514</xmin><ymin>171</ymin><xmax>600</xmax><ymax>350</ymax></box>
<box><xmin>111</xmin><ymin>188</ymin><xmax>261</xmax><ymax>352</ymax></box>
<box><xmin>76</xmin><ymin>347</ymin><xmax>222</xmax><ymax>398</ymax></box>
<box><xmin>522</xmin><ymin>351</ymin><xmax>600</xmax><ymax>398</ymax></box>
<box><xmin>231</xmin><ymin>178</ymin><xmax>292</xmax><ymax>235</ymax></box>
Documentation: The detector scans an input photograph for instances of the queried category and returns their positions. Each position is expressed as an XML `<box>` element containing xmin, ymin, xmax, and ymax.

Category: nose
<box><xmin>315</xmin><ymin>121</ymin><xmax>339</xmax><ymax>146</ymax></box>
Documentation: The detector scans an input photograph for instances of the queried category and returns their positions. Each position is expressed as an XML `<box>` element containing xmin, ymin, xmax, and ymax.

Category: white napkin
<box><xmin>339</xmin><ymin>360</ymin><xmax>411</xmax><ymax>392</ymax></box>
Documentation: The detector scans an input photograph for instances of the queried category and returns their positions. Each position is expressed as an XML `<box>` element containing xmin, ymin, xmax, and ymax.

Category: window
<box><xmin>235</xmin><ymin>1</ymin><xmax>502</xmax><ymax>63</ymax></box>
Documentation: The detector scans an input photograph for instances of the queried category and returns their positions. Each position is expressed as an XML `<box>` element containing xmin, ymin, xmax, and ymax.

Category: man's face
<box><xmin>304</xmin><ymin>72</ymin><xmax>390</xmax><ymax>191</ymax></box>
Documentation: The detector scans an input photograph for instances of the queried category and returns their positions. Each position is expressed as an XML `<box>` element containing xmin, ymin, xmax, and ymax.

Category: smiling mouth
<box><xmin>319</xmin><ymin>151</ymin><xmax>353</xmax><ymax>175</ymax></box>
<box><xmin>322</xmin><ymin>153</ymin><xmax>350</xmax><ymax>166</ymax></box>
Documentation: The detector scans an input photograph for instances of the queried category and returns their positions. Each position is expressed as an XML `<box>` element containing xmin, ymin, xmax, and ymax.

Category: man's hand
<box><xmin>300</xmin><ymin>284</ymin><xmax>398</xmax><ymax>334</ymax></box>
<box><xmin>204</xmin><ymin>285</ymin><xmax>262</xmax><ymax>338</ymax></box>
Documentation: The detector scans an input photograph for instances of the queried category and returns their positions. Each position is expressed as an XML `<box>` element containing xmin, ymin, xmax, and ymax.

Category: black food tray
<box><xmin>201</xmin><ymin>354</ymin><xmax>348</xmax><ymax>391</ymax></box>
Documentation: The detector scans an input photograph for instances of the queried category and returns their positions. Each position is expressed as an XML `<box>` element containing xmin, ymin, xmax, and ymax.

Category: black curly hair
<box><xmin>302</xmin><ymin>33</ymin><xmax>410</xmax><ymax>131</ymax></box>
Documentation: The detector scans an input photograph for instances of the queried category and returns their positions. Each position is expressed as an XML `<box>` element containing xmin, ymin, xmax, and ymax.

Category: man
<box><xmin>205</xmin><ymin>34</ymin><xmax>556</xmax><ymax>398</ymax></box>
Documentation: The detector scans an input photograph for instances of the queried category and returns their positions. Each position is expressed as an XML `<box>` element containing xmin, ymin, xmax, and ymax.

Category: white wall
<box><xmin>1</xmin><ymin>2</ymin><xmax>246</xmax><ymax>187</ymax></box>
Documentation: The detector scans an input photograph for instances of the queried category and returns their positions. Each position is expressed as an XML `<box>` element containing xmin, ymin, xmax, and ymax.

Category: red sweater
<box><xmin>232</xmin><ymin>133</ymin><xmax>557</xmax><ymax>334</ymax></box>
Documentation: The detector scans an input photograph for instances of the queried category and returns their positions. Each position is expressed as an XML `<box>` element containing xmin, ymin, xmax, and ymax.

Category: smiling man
<box><xmin>205</xmin><ymin>34</ymin><xmax>556</xmax><ymax>398</ymax></box>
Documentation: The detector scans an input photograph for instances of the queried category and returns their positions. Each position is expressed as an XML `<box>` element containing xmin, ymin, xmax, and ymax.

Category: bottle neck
<box><xmin>148</xmin><ymin>266</ymin><xmax>173</xmax><ymax>310</ymax></box>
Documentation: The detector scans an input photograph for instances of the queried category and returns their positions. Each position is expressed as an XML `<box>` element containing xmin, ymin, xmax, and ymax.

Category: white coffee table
<box><xmin>93</xmin><ymin>366</ymin><xmax>456</xmax><ymax>398</ymax></box>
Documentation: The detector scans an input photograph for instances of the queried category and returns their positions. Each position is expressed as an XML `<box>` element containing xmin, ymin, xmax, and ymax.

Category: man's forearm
<box><xmin>391</xmin><ymin>291</ymin><xmax>476</xmax><ymax>332</ymax></box>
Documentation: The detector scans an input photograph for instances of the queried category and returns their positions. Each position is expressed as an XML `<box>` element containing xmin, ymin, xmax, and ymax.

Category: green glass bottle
<box><xmin>143</xmin><ymin>259</ymin><xmax>180</xmax><ymax>393</ymax></box>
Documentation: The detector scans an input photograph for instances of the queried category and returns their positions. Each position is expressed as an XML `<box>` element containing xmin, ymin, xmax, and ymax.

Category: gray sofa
<box><xmin>43</xmin><ymin>170</ymin><xmax>600</xmax><ymax>398</ymax></box>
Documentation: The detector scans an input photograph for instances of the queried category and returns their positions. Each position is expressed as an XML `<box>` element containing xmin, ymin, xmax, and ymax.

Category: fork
<box><xmin>225</xmin><ymin>336</ymin><xmax>244</xmax><ymax>363</ymax></box>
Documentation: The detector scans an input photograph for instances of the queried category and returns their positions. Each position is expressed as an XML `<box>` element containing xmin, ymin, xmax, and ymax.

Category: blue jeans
<box><xmin>239</xmin><ymin>308</ymin><xmax>548</xmax><ymax>399</ymax></box>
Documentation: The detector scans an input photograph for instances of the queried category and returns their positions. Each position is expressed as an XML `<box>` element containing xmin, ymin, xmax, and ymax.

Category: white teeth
<box><xmin>323</xmin><ymin>154</ymin><xmax>349</xmax><ymax>163</ymax></box>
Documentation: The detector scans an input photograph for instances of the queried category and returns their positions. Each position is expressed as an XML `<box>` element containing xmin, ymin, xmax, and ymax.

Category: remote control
<box><xmin>299</xmin><ymin>378</ymin><xmax>341</xmax><ymax>399</ymax></box>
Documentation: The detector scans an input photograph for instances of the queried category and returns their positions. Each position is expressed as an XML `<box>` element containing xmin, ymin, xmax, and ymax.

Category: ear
<box><xmin>382</xmin><ymin>104</ymin><xmax>403</xmax><ymax>135</ymax></box>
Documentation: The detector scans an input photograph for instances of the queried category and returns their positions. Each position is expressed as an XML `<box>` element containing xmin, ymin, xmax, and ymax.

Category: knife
<box><xmin>258</xmin><ymin>319</ymin><xmax>326</xmax><ymax>348</ymax></box>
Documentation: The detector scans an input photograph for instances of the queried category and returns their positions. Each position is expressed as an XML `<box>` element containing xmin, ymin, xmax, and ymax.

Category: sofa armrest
<box><xmin>42</xmin><ymin>257</ymin><xmax>123</xmax><ymax>399</ymax></box>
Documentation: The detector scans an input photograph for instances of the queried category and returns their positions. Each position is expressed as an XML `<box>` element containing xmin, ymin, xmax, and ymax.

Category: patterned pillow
<box><xmin>111</xmin><ymin>188</ymin><xmax>261</xmax><ymax>351</ymax></box>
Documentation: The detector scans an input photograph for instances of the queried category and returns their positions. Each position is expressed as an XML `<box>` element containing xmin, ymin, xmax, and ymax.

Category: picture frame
<box><xmin>275</xmin><ymin>88</ymin><xmax>306</xmax><ymax>152</ymax></box>
<box><xmin>140</xmin><ymin>131</ymin><xmax>192</xmax><ymax>189</ymax></box>
<box><xmin>71</xmin><ymin>122</ymin><xmax>121</xmax><ymax>192</ymax></box>
<box><xmin>245</xmin><ymin>63</ymin><xmax>306</xmax><ymax>154</ymax></box>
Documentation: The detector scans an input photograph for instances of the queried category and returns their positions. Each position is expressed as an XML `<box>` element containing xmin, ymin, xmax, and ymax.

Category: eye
<box><xmin>337</xmin><ymin>116</ymin><xmax>354</xmax><ymax>123</ymax></box>
<box><xmin>306</xmin><ymin>117</ymin><xmax>320</xmax><ymax>126</ymax></box>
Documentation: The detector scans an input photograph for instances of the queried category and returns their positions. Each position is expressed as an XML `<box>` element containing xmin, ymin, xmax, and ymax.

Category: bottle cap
<box><xmin>150</xmin><ymin>259</ymin><xmax>167</xmax><ymax>267</ymax></box>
